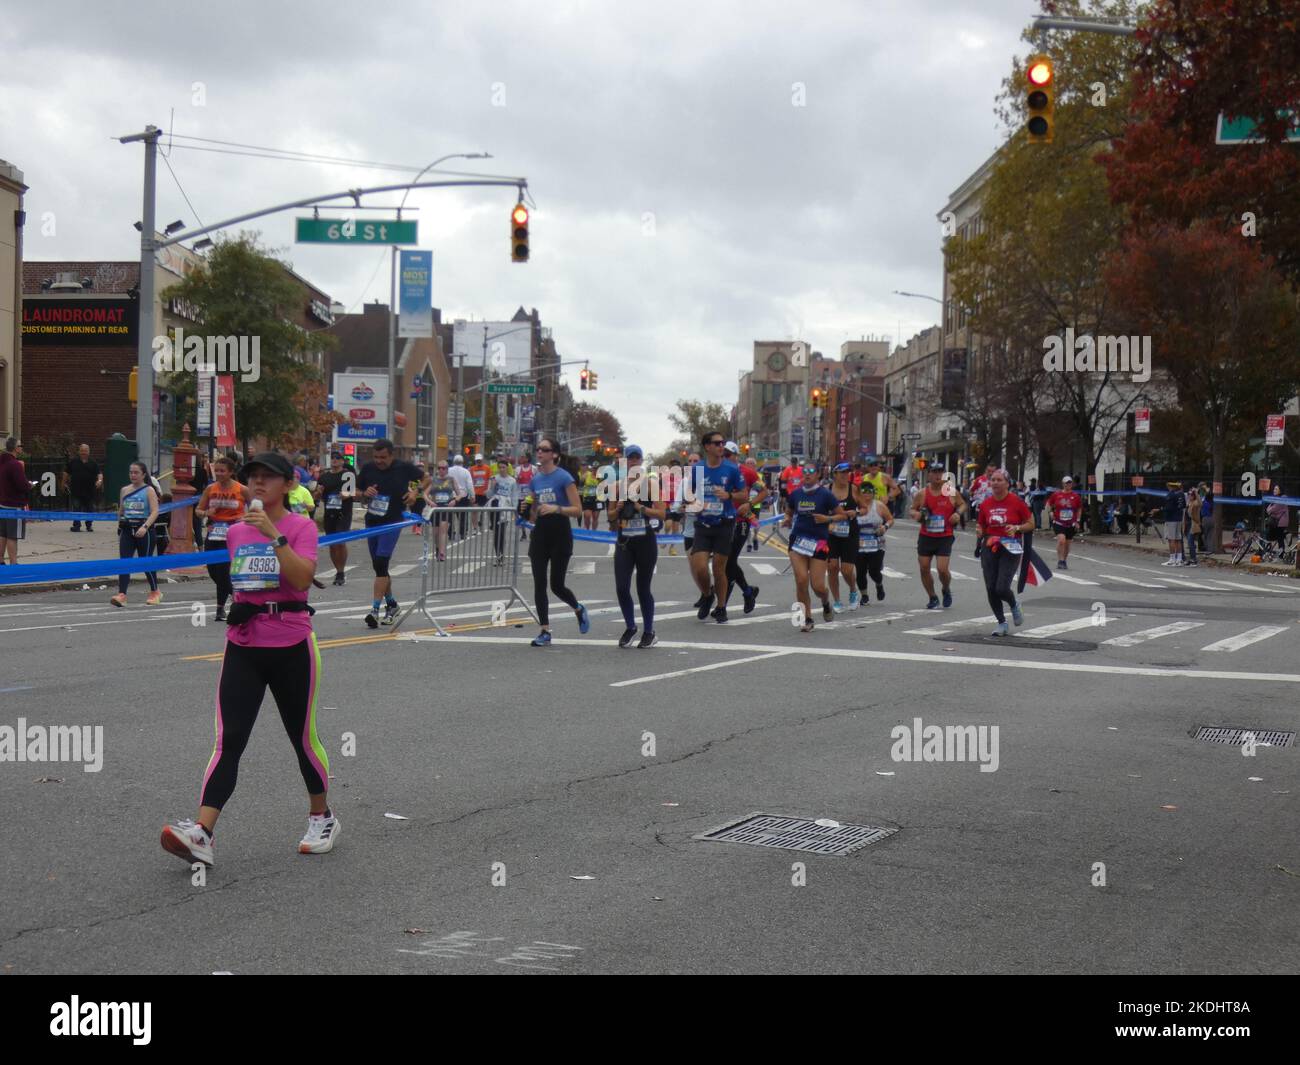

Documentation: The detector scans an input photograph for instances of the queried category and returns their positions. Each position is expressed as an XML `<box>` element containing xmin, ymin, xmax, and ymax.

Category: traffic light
<box><xmin>810</xmin><ymin>387</ymin><xmax>829</xmax><ymax>409</ymax></box>
<box><xmin>343</xmin><ymin>443</ymin><xmax>356</xmax><ymax>468</ymax></box>
<box><xmin>913</xmin><ymin>451</ymin><xmax>927</xmax><ymax>471</ymax></box>
<box><xmin>511</xmin><ymin>202</ymin><xmax>530</xmax><ymax>262</ymax></box>
<box><xmin>579</xmin><ymin>368</ymin><xmax>589</xmax><ymax>390</ymax></box>
<box><xmin>1026</xmin><ymin>56</ymin><xmax>1054</xmax><ymax>143</ymax></box>
<box><xmin>588</xmin><ymin>371</ymin><xmax>598</xmax><ymax>391</ymax></box>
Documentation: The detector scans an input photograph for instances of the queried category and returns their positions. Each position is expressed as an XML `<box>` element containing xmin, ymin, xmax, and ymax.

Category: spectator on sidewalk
<box><xmin>1198</xmin><ymin>484</ymin><xmax>1212</xmax><ymax>553</ymax></box>
<box><xmin>1028</xmin><ymin>478</ymin><xmax>1044</xmax><ymax>529</ymax></box>
<box><xmin>1185</xmin><ymin>485</ymin><xmax>1202</xmax><ymax>566</ymax></box>
<box><xmin>1161</xmin><ymin>480</ymin><xmax>1187</xmax><ymax>566</ymax></box>
<box><xmin>1266</xmin><ymin>484</ymin><xmax>1290</xmax><ymax>550</ymax></box>
<box><xmin>0</xmin><ymin>437</ymin><xmax>34</xmax><ymax>564</ymax></box>
<box><xmin>63</xmin><ymin>443</ymin><xmax>103</xmax><ymax>532</ymax></box>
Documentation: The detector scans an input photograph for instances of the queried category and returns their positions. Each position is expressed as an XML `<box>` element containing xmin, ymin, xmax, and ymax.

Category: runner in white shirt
<box><xmin>488</xmin><ymin>468</ymin><xmax>518</xmax><ymax>565</ymax></box>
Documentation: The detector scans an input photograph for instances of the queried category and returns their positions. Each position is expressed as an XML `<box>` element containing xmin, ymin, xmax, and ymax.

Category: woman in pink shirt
<box><xmin>160</xmin><ymin>452</ymin><xmax>336</xmax><ymax>868</ymax></box>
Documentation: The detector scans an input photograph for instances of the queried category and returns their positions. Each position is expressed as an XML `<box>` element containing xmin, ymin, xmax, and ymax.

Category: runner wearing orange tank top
<box><xmin>197</xmin><ymin>454</ymin><xmax>253</xmax><ymax>621</ymax></box>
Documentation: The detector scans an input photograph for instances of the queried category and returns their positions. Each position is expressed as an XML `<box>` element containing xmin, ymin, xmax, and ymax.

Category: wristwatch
<box><xmin>273</xmin><ymin>535</ymin><xmax>289</xmax><ymax>548</ymax></box>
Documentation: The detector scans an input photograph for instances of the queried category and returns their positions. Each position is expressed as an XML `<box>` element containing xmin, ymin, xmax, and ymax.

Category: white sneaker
<box><xmin>161</xmin><ymin>818</ymin><xmax>214</xmax><ymax>866</ymax></box>
<box><xmin>1161</xmin><ymin>559</ymin><xmax>1176</xmax><ymax>566</ymax></box>
<box><xmin>299</xmin><ymin>811</ymin><xmax>341</xmax><ymax>854</ymax></box>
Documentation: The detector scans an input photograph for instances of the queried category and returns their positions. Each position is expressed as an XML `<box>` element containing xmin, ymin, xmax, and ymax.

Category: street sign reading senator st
<box><xmin>296</xmin><ymin>218</ymin><xmax>418</xmax><ymax>245</ymax></box>
<box><xmin>485</xmin><ymin>382</ymin><xmax>536</xmax><ymax>395</ymax></box>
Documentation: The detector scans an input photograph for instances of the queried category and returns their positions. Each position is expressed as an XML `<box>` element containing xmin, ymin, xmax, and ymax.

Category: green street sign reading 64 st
<box><xmin>296</xmin><ymin>218</ymin><xmax>418</xmax><ymax>244</ymax></box>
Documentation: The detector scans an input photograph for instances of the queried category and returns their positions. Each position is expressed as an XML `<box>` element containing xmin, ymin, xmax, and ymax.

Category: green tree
<box><xmin>948</xmin><ymin>0</ymin><xmax>1144</xmax><ymax>516</ymax></box>
<box><xmin>667</xmin><ymin>399</ymin><xmax>731</xmax><ymax>448</ymax></box>
<box><xmin>160</xmin><ymin>234</ymin><xmax>335</xmax><ymax>455</ymax></box>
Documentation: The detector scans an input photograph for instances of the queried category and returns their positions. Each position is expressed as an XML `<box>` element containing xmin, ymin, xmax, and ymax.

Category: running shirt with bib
<box><xmin>693</xmin><ymin>462</ymin><xmax>743</xmax><ymax>524</ymax></box>
<box><xmin>316</xmin><ymin>470</ymin><xmax>354</xmax><ymax>519</ymax></box>
<box><xmin>427</xmin><ymin>476</ymin><xmax>457</xmax><ymax>507</ymax></box>
<box><xmin>918</xmin><ymin>489</ymin><xmax>958</xmax><ymax>537</ymax></box>
<box><xmin>358</xmin><ymin>460</ymin><xmax>423</xmax><ymax>525</ymax></box>
<box><xmin>530</xmin><ymin>468</ymin><xmax>575</xmax><ymax>515</ymax></box>
<box><xmin>858</xmin><ymin>505</ymin><xmax>887</xmax><ymax>553</ymax></box>
<box><xmin>1048</xmin><ymin>490</ymin><xmax>1082</xmax><ymax>527</ymax></box>
<box><xmin>225</xmin><ymin>513</ymin><xmax>317</xmax><ymax>648</ymax></box>
<box><xmin>827</xmin><ymin>489</ymin><xmax>857</xmax><ymax>539</ymax></box>
<box><xmin>788</xmin><ymin>485</ymin><xmax>835</xmax><ymax>554</ymax></box>
<box><xmin>979</xmin><ymin>495</ymin><xmax>1032</xmax><ymax>554</ymax></box>
<box><xmin>121</xmin><ymin>487</ymin><xmax>150</xmax><ymax>523</ymax></box>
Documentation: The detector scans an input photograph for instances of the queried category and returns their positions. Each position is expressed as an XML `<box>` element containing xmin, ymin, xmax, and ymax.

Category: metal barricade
<box><xmin>394</xmin><ymin>504</ymin><xmax>537</xmax><ymax>636</ymax></box>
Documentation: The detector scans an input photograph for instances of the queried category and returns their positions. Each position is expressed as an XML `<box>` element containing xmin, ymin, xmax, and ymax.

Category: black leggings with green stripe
<box><xmin>201</xmin><ymin>637</ymin><xmax>328</xmax><ymax>810</ymax></box>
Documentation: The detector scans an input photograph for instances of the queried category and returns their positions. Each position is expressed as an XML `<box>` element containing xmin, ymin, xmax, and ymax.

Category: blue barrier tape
<box><xmin>0</xmin><ymin>497</ymin><xmax>199</xmax><ymax>522</ymax></box>
<box><xmin>0</xmin><ymin>516</ymin><xmax>422</xmax><ymax>586</ymax></box>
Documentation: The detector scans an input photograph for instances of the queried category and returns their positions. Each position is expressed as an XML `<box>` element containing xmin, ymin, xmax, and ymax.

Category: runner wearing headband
<box><xmin>160</xmin><ymin>451</ymin><xmax>335</xmax><ymax>866</ymax></box>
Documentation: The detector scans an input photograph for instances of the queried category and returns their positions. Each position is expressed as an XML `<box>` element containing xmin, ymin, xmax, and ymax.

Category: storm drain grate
<box><xmin>1191</xmin><ymin>726</ymin><xmax>1295</xmax><ymax>748</ymax></box>
<box><xmin>694</xmin><ymin>813</ymin><xmax>897</xmax><ymax>856</ymax></box>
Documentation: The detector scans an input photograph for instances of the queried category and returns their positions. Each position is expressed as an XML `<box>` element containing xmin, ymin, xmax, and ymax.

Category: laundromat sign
<box><xmin>22</xmin><ymin>298</ymin><xmax>139</xmax><ymax>346</ymax></box>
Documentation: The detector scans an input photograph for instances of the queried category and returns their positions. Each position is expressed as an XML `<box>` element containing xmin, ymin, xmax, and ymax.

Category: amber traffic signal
<box><xmin>511</xmin><ymin>203</ymin><xmax>530</xmax><ymax>262</ymax></box>
<box><xmin>1026</xmin><ymin>56</ymin><xmax>1054</xmax><ymax>143</ymax></box>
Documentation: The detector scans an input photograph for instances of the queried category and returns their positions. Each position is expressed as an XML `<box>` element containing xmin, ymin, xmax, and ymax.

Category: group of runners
<box><xmin>152</xmin><ymin>432</ymin><xmax>1069</xmax><ymax>870</ymax></box>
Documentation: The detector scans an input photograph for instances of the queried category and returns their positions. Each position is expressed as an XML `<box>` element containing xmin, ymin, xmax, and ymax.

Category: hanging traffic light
<box><xmin>810</xmin><ymin>387</ymin><xmax>823</xmax><ymax>408</ymax></box>
<box><xmin>511</xmin><ymin>202</ymin><xmax>530</xmax><ymax>262</ymax></box>
<box><xmin>588</xmin><ymin>371</ymin><xmax>598</xmax><ymax>391</ymax></box>
<box><xmin>1026</xmin><ymin>56</ymin><xmax>1054</xmax><ymax>143</ymax></box>
<box><xmin>579</xmin><ymin>368</ymin><xmax>589</xmax><ymax>390</ymax></box>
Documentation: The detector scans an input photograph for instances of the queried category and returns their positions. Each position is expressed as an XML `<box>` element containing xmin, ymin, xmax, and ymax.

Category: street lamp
<box><xmin>389</xmin><ymin>151</ymin><xmax>492</xmax><ymax>458</ymax></box>
<box><xmin>892</xmin><ymin>290</ymin><xmax>943</xmax><ymax>304</ymax></box>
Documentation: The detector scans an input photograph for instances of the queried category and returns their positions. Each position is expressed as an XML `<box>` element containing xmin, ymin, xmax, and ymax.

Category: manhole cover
<box><xmin>694</xmin><ymin>813</ymin><xmax>897</xmax><ymax>856</ymax></box>
<box><xmin>1190</xmin><ymin>726</ymin><xmax>1295</xmax><ymax>748</ymax></box>
<box><xmin>938</xmin><ymin>634</ymin><xmax>1096</xmax><ymax>652</ymax></box>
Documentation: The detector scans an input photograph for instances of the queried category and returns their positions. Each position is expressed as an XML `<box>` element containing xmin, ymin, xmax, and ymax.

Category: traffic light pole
<box><xmin>117</xmin><ymin>128</ymin><xmax>526</xmax><ymax>466</ymax></box>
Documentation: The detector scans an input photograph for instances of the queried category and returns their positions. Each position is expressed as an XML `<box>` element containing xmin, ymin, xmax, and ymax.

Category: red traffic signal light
<box><xmin>1026</xmin><ymin>56</ymin><xmax>1054</xmax><ymax>143</ymax></box>
<box><xmin>579</xmin><ymin>368</ymin><xmax>589</xmax><ymax>390</ymax></box>
<box><xmin>511</xmin><ymin>203</ymin><xmax>530</xmax><ymax>262</ymax></box>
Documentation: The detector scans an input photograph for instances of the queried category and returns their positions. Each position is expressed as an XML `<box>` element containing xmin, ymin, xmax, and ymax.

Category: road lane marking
<box><xmin>609</xmin><ymin>650</ymin><xmax>793</xmax><ymax>687</ymax></box>
<box><xmin>1048</xmin><ymin>572</ymin><xmax>1100</xmax><ymax>585</ymax></box>
<box><xmin>1201</xmin><ymin>625</ymin><xmax>1290</xmax><ymax>653</ymax></box>
<box><xmin>750</xmin><ymin>563</ymin><xmax>780</xmax><ymax>575</ymax></box>
<box><xmin>1102</xmin><ymin>621</ymin><xmax>1205</xmax><ymax>646</ymax></box>
<box><xmin>406</xmin><ymin>634</ymin><xmax>1300</xmax><ymax>684</ymax></box>
<box><xmin>905</xmin><ymin>615</ymin><xmax>997</xmax><ymax>636</ymax></box>
<box><xmin>1148</xmin><ymin>577</ymin><xmax>1222</xmax><ymax>590</ymax></box>
<box><xmin>1200</xmin><ymin>578</ymin><xmax>1294</xmax><ymax>594</ymax></box>
<box><xmin>1020</xmin><ymin>616</ymin><xmax>1112</xmax><ymax>638</ymax></box>
<box><xmin>1098</xmin><ymin>573</ymin><xmax>1165</xmax><ymax>589</ymax></box>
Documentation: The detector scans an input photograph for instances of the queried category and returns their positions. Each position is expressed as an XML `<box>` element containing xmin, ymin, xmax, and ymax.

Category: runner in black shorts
<box><xmin>422</xmin><ymin>459</ymin><xmax>462</xmax><ymax>561</ymax></box>
<box><xmin>356</xmin><ymin>438</ymin><xmax>427</xmax><ymax>627</ymax></box>
<box><xmin>910</xmin><ymin>462</ymin><xmax>967</xmax><ymax>609</ymax></box>
<box><xmin>688</xmin><ymin>433</ymin><xmax>747</xmax><ymax>623</ymax></box>
<box><xmin>314</xmin><ymin>452</ymin><xmax>357</xmax><ymax>585</ymax></box>
<box><xmin>825</xmin><ymin>462</ymin><xmax>859</xmax><ymax>612</ymax></box>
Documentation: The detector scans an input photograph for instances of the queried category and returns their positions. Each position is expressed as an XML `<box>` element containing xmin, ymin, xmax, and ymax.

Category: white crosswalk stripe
<box><xmin>882</xmin><ymin>567</ymin><xmax>912</xmax><ymax>579</ymax></box>
<box><xmin>1201</xmin><ymin>625</ymin><xmax>1290</xmax><ymax>653</ymax></box>
<box><xmin>1149</xmin><ymin>577</ymin><xmax>1222</xmax><ymax>590</ymax></box>
<box><xmin>1099</xmin><ymin>573</ymin><xmax>1165</xmax><ymax>589</ymax></box>
<box><xmin>1102</xmin><ymin>621</ymin><xmax>1204</xmax><ymax>646</ymax></box>
<box><xmin>1048</xmin><ymin>571</ymin><xmax>1100</xmax><ymax>585</ymax></box>
<box><xmin>905</xmin><ymin>615</ymin><xmax>995</xmax><ymax>636</ymax></box>
<box><xmin>750</xmin><ymin>563</ymin><xmax>780</xmax><ymax>575</ymax></box>
<box><xmin>947</xmin><ymin>570</ymin><xmax>978</xmax><ymax>581</ymax></box>
<box><xmin>1200</xmin><ymin>578</ymin><xmax>1295</xmax><ymax>595</ymax></box>
<box><xmin>1019</xmin><ymin>616</ymin><xmax>1112</xmax><ymax>638</ymax></box>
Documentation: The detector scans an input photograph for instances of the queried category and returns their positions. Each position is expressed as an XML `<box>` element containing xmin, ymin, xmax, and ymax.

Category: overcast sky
<box><xmin>1</xmin><ymin>0</ymin><xmax>1035</xmax><ymax>453</ymax></box>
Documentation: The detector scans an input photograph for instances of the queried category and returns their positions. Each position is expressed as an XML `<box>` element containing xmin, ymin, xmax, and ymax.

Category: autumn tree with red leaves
<box><xmin>1102</xmin><ymin>0</ymin><xmax>1300</xmax><ymax>281</ymax></box>
<box><xmin>1106</xmin><ymin>222</ymin><xmax>1300</xmax><ymax>547</ymax></box>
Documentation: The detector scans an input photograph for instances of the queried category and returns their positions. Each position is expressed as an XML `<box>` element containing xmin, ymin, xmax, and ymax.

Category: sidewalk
<box><xmin>1036</xmin><ymin>527</ymin><xmax>1299</xmax><ymax>579</ymax></box>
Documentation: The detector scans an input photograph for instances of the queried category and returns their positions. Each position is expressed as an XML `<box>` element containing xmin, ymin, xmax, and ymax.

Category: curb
<box><xmin>1070</xmin><ymin>535</ymin><xmax>1298</xmax><ymax>578</ymax></box>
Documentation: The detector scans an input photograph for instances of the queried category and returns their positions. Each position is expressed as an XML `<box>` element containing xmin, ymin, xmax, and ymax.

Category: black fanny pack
<box><xmin>225</xmin><ymin>601</ymin><xmax>316</xmax><ymax>626</ymax></box>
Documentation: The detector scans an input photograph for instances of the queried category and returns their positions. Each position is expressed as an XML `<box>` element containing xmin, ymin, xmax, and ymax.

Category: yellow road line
<box><xmin>181</xmin><ymin>618</ymin><xmax>521</xmax><ymax>661</ymax></box>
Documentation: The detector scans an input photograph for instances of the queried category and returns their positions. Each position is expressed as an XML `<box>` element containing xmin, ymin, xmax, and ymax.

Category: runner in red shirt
<box><xmin>1045</xmin><ymin>475</ymin><xmax>1083</xmax><ymax>570</ymax></box>
<box><xmin>908</xmin><ymin>463</ymin><xmax>968</xmax><ymax>609</ymax></box>
<box><xmin>977</xmin><ymin>469</ymin><xmax>1034</xmax><ymax>636</ymax></box>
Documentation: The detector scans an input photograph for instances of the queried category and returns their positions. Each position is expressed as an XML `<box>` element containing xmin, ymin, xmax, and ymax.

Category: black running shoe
<box><xmin>618</xmin><ymin>627</ymin><xmax>638</xmax><ymax>648</ymax></box>
<box><xmin>333</xmin><ymin>572</ymin><xmax>345</xmax><ymax>586</ymax></box>
<box><xmin>696</xmin><ymin>593</ymin><xmax>715</xmax><ymax>620</ymax></box>
<box><xmin>875</xmin><ymin>582</ymin><xmax>885</xmax><ymax>601</ymax></box>
<box><xmin>743</xmin><ymin>586</ymin><xmax>759</xmax><ymax>614</ymax></box>
<box><xmin>214</xmin><ymin>606</ymin><xmax>226</xmax><ymax>623</ymax></box>
<box><xmin>822</xmin><ymin>599</ymin><xmax>834</xmax><ymax>622</ymax></box>
<box><xmin>637</xmin><ymin>630</ymin><xmax>658</xmax><ymax>648</ymax></box>
<box><xmin>381</xmin><ymin>601</ymin><xmax>399</xmax><ymax>626</ymax></box>
<box><xmin>364</xmin><ymin>611</ymin><xmax>379</xmax><ymax>629</ymax></box>
<box><xmin>712</xmin><ymin>607</ymin><xmax>728</xmax><ymax>624</ymax></box>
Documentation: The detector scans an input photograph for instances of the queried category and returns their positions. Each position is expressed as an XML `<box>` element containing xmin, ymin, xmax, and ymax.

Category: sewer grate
<box><xmin>694</xmin><ymin>813</ymin><xmax>898</xmax><ymax>856</ymax></box>
<box><xmin>1190</xmin><ymin>726</ymin><xmax>1295</xmax><ymax>748</ymax></box>
<box><xmin>938</xmin><ymin>634</ymin><xmax>1096</xmax><ymax>652</ymax></box>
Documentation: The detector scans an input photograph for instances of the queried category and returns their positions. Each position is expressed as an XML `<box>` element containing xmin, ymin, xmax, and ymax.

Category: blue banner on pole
<box><xmin>397</xmin><ymin>250</ymin><xmax>432</xmax><ymax>339</ymax></box>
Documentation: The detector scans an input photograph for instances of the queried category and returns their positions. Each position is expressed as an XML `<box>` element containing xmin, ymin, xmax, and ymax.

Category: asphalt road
<box><xmin>1</xmin><ymin>519</ymin><xmax>1296</xmax><ymax>974</ymax></box>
